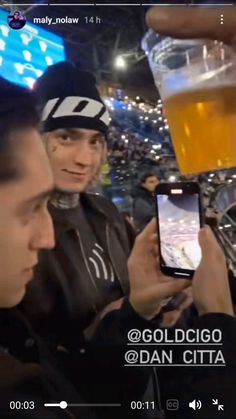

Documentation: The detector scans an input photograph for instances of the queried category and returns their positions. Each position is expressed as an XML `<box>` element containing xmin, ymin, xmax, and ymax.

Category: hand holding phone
<box><xmin>155</xmin><ymin>182</ymin><xmax>203</xmax><ymax>279</ymax></box>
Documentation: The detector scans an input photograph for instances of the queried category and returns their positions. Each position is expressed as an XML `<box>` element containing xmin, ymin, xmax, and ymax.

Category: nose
<box><xmin>30</xmin><ymin>209</ymin><xmax>55</xmax><ymax>251</ymax></box>
<box><xmin>74</xmin><ymin>140</ymin><xmax>93</xmax><ymax>167</ymax></box>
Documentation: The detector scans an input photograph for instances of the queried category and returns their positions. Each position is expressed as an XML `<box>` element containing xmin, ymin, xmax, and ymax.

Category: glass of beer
<box><xmin>142</xmin><ymin>30</ymin><xmax>236</xmax><ymax>174</ymax></box>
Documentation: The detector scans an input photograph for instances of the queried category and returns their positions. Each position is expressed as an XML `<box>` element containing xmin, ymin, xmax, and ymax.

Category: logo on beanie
<box><xmin>42</xmin><ymin>96</ymin><xmax>109</xmax><ymax>126</ymax></box>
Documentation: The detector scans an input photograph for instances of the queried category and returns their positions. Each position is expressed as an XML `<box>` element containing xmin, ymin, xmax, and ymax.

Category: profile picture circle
<box><xmin>8</xmin><ymin>10</ymin><xmax>26</xmax><ymax>30</ymax></box>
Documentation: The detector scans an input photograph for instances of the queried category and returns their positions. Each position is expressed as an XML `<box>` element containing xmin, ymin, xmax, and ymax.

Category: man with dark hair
<box><xmin>132</xmin><ymin>172</ymin><xmax>159</xmax><ymax>231</ymax></box>
<box><xmin>0</xmin><ymin>79</ymin><xmax>54</xmax><ymax>307</ymax></box>
<box><xmin>0</xmin><ymin>77</ymin><xmax>96</xmax><ymax>418</ymax></box>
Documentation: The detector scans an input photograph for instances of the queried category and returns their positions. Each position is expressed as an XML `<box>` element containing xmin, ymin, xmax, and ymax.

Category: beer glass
<box><xmin>142</xmin><ymin>30</ymin><xmax>236</xmax><ymax>174</ymax></box>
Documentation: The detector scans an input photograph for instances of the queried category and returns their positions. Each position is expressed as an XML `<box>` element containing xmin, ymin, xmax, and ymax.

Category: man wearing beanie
<box><xmin>19</xmin><ymin>61</ymin><xmax>146</xmax><ymax>417</ymax></box>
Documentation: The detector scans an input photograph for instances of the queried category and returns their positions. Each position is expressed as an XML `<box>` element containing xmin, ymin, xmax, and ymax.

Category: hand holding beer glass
<box><xmin>142</xmin><ymin>23</ymin><xmax>236</xmax><ymax>175</ymax></box>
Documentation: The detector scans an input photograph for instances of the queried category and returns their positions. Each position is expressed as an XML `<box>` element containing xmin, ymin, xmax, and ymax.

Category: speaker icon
<box><xmin>189</xmin><ymin>399</ymin><xmax>202</xmax><ymax>410</ymax></box>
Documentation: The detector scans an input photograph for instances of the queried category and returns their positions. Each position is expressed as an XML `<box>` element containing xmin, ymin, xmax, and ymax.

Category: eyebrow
<box><xmin>58</xmin><ymin>129</ymin><xmax>104</xmax><ymax>140</ymax></box>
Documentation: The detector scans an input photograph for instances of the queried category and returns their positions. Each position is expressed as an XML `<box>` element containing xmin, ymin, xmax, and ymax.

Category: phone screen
<box><xmin>157</xmin><ymin>192</ymin><xmax>202</xmax><ymax>271</ymax></box>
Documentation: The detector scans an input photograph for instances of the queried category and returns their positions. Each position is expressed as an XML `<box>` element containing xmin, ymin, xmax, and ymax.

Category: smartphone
<box><xmin>155</xmin><ymin>182</ymin><xmax>204</xmax><ymax>279</ymax></box>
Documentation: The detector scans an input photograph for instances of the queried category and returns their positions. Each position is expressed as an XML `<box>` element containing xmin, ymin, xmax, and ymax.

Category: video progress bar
<box><xmin>50</xmin><ymin>3</ymin><xmax>234</xmax><ymax>5</ymax></box>
<box><xmin>44</xmin><ymin>401</ymin><xmax>122</xmax><ymax>409</ymax></box>
<box><xmin>3</xmin><ymin>3</ymin><xmax>235</xmax><ymax>5</ymax></box>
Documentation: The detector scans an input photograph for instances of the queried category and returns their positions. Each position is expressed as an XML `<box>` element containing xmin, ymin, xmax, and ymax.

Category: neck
<box><xmin>50</xmin><ymin>191</ymin><xmax>80</xmax><ymax>209</ymax></box>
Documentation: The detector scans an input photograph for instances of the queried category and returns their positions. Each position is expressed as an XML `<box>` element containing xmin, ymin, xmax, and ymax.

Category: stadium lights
<box><xmin>114</xmin><ymin>55</ymin><xmax>126</xmax><ymax>69</ymax></box>
<box><xmin>45</xmin><ymin>56</ymin><xmax>53</xmax><ymax>66</ymax></box>
<box><xmin>0</xmin><ymin>38</ymin><xmax>5</xmax><ymax>51</ymax></box>
<box><xmin>1</xmin><ymin>25</ymin><xmax>9</xmax><ymax>37</ymax></box>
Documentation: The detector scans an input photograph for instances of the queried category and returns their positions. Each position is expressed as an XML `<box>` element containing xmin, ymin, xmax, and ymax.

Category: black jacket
<box><xmin>132</xmin><ymin>186</ymin><xmax>156</xmax><ymax>231</ymax></box>
<box><xmin>0</xmin><ymin>308</ymin><xmax>95</xmax><ymax>419</ymax></box>
<box><xmin>0</xmin><ymin>301</ymin><xmax>153</xmax><ymax>419</ymax></box>
<box><xmin>19</xmin><ymin>193</ymin><xmax>148</xmax><ymax>417</ymax></box>
<box><xmin>20</xmin><ymin>192</ymin><xmax>132</xmax><ymax>347</ymax></box>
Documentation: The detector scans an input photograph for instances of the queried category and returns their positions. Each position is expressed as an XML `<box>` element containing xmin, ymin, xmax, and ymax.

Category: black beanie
<box><xmin>34</xmin><ymin>61</ymin><xmax>109</xmax><ymax>135</ymax></box>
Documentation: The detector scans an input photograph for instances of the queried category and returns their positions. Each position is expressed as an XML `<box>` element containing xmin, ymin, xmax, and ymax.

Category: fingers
<box><xmin>146</xmin><ymin>7</ymin><xmax>236</xmax><ymax>47</ymax></box>
<box><xmin>198</xmin><ymin>226</ymin><xmax>210</xmax><ymax>259</ymax></box>
<box><xmin>133</xmin><ymin>218</ymin><xmax>158</xmax><ymax>257</ymax></box>
<box><xmin>139</xmin><ymin>218</ymin><xmax>157</xmax><ymax>240</ymax></box>
<box><xmin>151</xmin><ymin>278</ymin><xmax>190</xmax><ymax>302</ymax></box>
<box><xmin>198</xmin><ymin>225</ymin><xmax>226</xmax><ymax>263</ymax></box>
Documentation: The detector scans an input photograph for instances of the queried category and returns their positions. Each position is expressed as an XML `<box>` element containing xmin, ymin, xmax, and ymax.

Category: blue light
<box><xmin>112</xmin><ymin>99</ymin><xmax>128</xmax><ymax>110</ymax></box>
<box><xmin>0</xmin><ymin>9</ymin><xmax>65</xmax><ymax>88</ymax></box>
<box><xmin>112</xmin><ymin>197</ymin><xmax>124</xmax><ymax>203</ymax></box>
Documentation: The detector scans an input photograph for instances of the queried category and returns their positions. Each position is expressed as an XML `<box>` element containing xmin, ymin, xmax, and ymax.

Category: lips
<box><xmin>23</xmin><ymin>262</ymin><xmax>38</xmax><ymax>273</ymax></box>
<box><xmin>63</xmin><ymin>169</ymin><xmax>88</xmax><ymax>177</ymax></box>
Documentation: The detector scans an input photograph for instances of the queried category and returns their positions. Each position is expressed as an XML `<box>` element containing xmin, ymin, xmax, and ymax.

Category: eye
<box><xmin>60</xmin><ymin>133</ymin><xmax>72</xmax><ymax>142</ymax></box>
<box><xmin>91</xmin><ymin>138</ymin><xmax>99</xmax><ymax>145</ymax></box>
<box><xmin>90</xmin><ymin>136</ymin><xmax>104</xmax><ymax>146</ymax></box>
